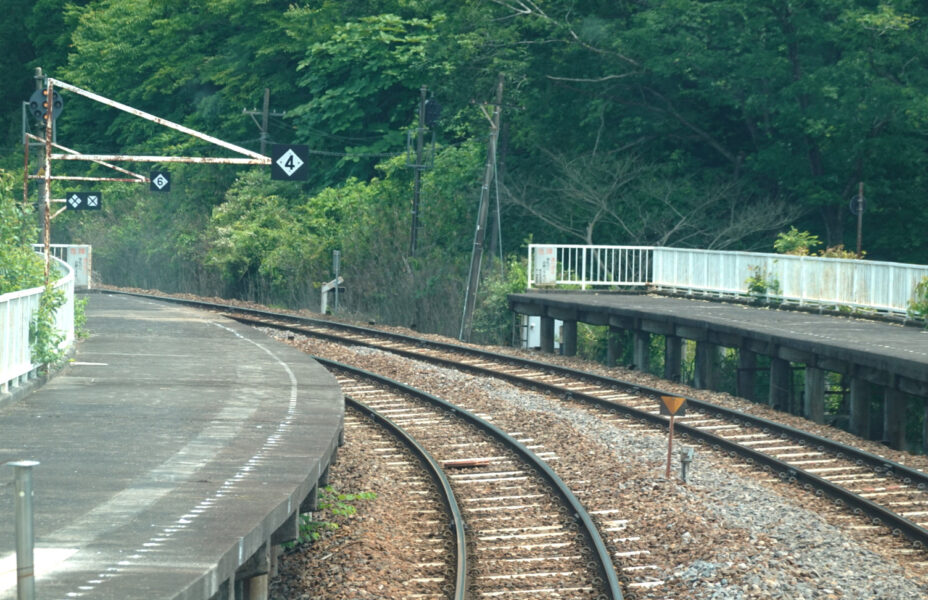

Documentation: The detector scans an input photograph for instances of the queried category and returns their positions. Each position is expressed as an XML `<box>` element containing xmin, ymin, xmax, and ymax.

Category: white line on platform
<box><xmin>0</xmin><ymin>548</ymin><xmax>79</xmax><ymax>594</ymax></box>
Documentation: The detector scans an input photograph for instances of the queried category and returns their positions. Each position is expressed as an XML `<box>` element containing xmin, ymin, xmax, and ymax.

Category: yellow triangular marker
<box><xmin>661</xmin><ymin>395</ymin><xmax>686</xmax><ymax>416</ymax></box>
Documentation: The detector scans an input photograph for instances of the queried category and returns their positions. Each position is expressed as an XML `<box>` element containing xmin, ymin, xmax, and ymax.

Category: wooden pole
<box><xmin>459</xmin><ymin>74</ymin><xmax>504</xmax><ymax>341</ymax></box>
<box><xmin>410</xmin><ymin>86</ymin><xmax>426</xmax><ymax>257</ymax></box>
<box><xmin>856</xmin><ymin>182</ymin><xmax>864</xmax><ymax>258</ymax></box>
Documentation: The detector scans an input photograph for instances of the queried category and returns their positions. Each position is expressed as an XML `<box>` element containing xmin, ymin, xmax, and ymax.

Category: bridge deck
<box><xmin>0</xmin><ymin>293</ymin><xmax>343</xmax><ymax>600</ymax></box>
<box><xmin>510</xmin><ymin>291</ymin><xmax>928</xmax><ymax>393</ymax></box>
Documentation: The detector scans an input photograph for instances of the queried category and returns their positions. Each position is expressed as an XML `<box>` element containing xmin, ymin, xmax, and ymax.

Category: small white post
<box><xmin>11</xmin><ymin>460</ymin><xmax>39</xmax><ymax>600</ymax></box>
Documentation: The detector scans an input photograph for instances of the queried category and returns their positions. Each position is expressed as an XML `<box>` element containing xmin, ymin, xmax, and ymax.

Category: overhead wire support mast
<box><xmin>28</xmin><ymin>75</ymin><xmax>275</xmax><ymax>284</ymax></box>
<box><xmin>46</xmin><ymin>78</ymin><xmax>270</xmax><ymax>164</ymax></box>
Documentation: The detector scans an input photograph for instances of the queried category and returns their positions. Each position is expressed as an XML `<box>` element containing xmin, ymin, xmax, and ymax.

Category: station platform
<box><xmin>0</xmin><ymin>293</ymin><xmax>344</xmax><ymax>600</ymax></box>
<box><xmin>510</xmin><ymin>291</ymin><xmax>928</xmax><ymax>448</ymax></box>
<box><xmin>510</xmin><ymin>291</ymin><xmax>928</xmax><ymax>385</ymax></box>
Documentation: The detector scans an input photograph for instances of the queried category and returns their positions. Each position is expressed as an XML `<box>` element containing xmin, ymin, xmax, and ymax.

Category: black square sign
<box><xmin>65</xmin><ymin>191</ymin><xmax>102</xmax><ymax>211</ymax></box>
<box><xmin>271</xmin><ymin>144</ymin><xmax>309</xmax><ymax>181</ymax></box>
<box><xmin>150</xmin><ymin>170</ymin><xmax>171</xmax><ymax>192</ymax></box>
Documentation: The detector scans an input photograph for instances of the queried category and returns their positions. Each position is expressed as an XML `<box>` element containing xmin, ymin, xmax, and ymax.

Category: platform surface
<box><xmin>0</xmin><ymin>293</ymin><xmax>343</xmax><ymax>600</ymax></box>
<box><xmin>510</xmin><ymin>291</ymin><xmax>928</xmax><ymax>385</ymax></box>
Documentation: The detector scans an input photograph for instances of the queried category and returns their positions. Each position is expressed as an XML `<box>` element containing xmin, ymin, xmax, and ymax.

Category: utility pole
<box><xmin>856</xmin><ymin>182</ymin><xmax>864</xmax><ymax>258</ymax></box>
<box><xmin>243</xmin><ymin>88</ymin><xmax>284</xmax><ymax>155</ymax></box>
<box><xmin>29</xmin><ymin>68</ymin><xmax>47</xmax><ymax>246</ymax></box>
<box><xmin>409</xmin><ymin>85</ymin><xmax>427</xmax><ymax>256</ymax></box>
<box><xmin>459</xmin><ymin>74</ymin><xmax>504</xmax><ymax>342</ymax></box>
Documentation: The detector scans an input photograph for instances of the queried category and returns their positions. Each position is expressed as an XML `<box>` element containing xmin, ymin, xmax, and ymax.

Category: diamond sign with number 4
<box><xmin>270</xmin><ymin>144</ymin><xmax>309</xmax><ymax>181</ymax></box>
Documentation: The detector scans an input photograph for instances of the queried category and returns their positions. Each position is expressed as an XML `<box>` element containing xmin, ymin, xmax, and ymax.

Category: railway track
<box><xmin>331</xmin><ymin>360</ymin><xmax>626</xmax><ymax>599</ymax></box>
<box><xmin>213</xmin><ymin>306</ymin><xmax>928</xmax><ymax>552</ymax></box>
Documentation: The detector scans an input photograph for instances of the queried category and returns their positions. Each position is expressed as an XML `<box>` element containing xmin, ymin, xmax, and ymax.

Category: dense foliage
<box><xmin>3</xmin><ymin>0</ymin><xmax>927</xmax><ymax>339</ymax></box>
<box><xmin>0</xmin><ymin>169</ymin><xmax>67</xmax><ymax>365</ymax></box>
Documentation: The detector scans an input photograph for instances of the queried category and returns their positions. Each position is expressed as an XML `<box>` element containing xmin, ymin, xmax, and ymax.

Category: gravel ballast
<box><xmin>267</xmin><ymin>331</ymin><xmax>928</xmax><ymax>600</ymax></box>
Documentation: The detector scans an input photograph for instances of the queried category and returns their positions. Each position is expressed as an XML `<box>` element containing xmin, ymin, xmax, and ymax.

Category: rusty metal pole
<box><xmin>11</xmin><ymin>460</ymin><xmax>40</xmax><ymax>600</ymax></box>
<box><xmin>43</xmin><ymin>78</ymin><xmax>54</xmax><ymax>283</ymax></box>
<box><xmin>665</xmin><ymin>414</ymin><xmax>675</xmax><ymax>479</ymax></box>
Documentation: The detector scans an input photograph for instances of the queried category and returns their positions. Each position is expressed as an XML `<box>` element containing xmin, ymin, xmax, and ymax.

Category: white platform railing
<box><xmin>527</xmin><ymin>244</ymin><xmax>928</xmax><ymax>316</ymax></box>
<box><xmin>528</xmin><ymin>245</ymin><xmax>653</xmax><ymax>290</ymax></box>
<box><xmin>0</xmin><ymin>257</ymin><xmax>75</xmax><ymax>395</ymax></box>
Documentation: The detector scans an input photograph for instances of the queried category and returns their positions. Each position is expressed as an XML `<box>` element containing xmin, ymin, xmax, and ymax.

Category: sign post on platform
<box><xmin>660</xmin><ymin>395</ymin><xmax>686</xmax><ymax>479</ymax></box>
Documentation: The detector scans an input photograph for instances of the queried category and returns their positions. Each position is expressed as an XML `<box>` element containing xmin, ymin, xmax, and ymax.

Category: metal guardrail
<box><xmin>0</xmin><ymin>257</ymin><xmax>75</xmax><ymax>395</ymax></box>
<box><xmin>527</xmin><ymin>244</ymin><xmax>928</xmax><ymax>316</ymax></box>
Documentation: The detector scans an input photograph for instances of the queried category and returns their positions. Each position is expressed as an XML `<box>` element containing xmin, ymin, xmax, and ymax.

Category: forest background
<box><xmin>2</xmin><ymin>0</ymin><xmax>927</xmax><ymax>343</ymax></box>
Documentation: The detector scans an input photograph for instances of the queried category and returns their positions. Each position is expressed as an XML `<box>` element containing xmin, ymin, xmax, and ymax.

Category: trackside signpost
<box><xmin>65</xmin><ymin>191</ymin><xmax>102</xmax><ymax>210</ymax></box>
<box><xmin>150</xmin><ymin>170</ymin><xmax>171</xmax><ymax>192</ymax></box>
<box><xmin>660</xmin><ymin>395</ymin><xmax>687</xmax><ymax>479</ymax></box>
<box><xmin>270</xmin><ymin>144</ymin><xmax>309</xmax><ymax>181</ymax></box>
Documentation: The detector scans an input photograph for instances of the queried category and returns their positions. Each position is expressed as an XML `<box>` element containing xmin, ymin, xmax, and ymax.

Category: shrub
<box><xmin>773</xmin><ymin>227</ymin><xmax>821</xmax><ymax>256</ymax></box>
<box><xmin>745</xmin><ymin>264</ymin><xmax>781</xmax><ymax>297</ymax></box>
<box><xmin>819</xmin><ymin>244</ymin><xmax>864</xmax><ymax>259</ymax></box>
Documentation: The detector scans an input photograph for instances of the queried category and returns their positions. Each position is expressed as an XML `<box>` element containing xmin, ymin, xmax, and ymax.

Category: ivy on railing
<box><xmin>29</xmin><ymin>283</ymin><xmax>66</xmax><ymax>367</ymax></box>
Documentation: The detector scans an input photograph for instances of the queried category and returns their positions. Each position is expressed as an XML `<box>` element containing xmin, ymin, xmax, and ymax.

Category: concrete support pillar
<box><xmin>300</xmin><ymin>485</ymin><xmax>318</xmax><ymax>514</ymax></box>
<box><xmin>237</xmin><ymin>542</ymin><xmax>270</xmax><ymax>600</ymax></box>
<box><xmin>849</xmin><ymin>376</ymin><xmax>871</xmax><ymax>439</ymax></box>
<box><xmin>883</xmin><ymin>389</ymin><xmax>906</xmax><ymax>450</ymax></box>
<box><xmin>633</xmin><ymin>330</ymin><xmax>650</xmax><ymax>372</ymax></box>
<box><xmin>606</xmin><ymin>326</ymin><xmax>622</xmax><ymax>367</ymax></box>
<box><xmin>737</xmin><ymin>348</ymin><xmax>756</xmax><ymax>401</ymax></box>
<box><xmin>269</xmin><ymin>545</ymin><xmax>280</xmax><ymax>578</ymax></box>
<box><xmin>664</xmin><ymin>335</ymin><xmax>683</xmax><ymax>382</ymax></box>
<box><xmin>247</xmin><ymin>575</ymin><xmax>268</xmax><ymax>600</ymax></box>
<box><xmin>561</xmin><ymin>320</ymin><xmax>578</xmax><ymax>357</ymax></box>
<box><xmin>769</xmin><ymin>357</ymin><xmax>791</xmax><ymax>412</ymax></box>
<box><xmin>803</xmin><ymin>366</ymin><xmax>826</xmax><ymax>424</ymax></box>
<box><xmin>540</xmin><ymin>317</ymin><xmax>554</xmax><ymax>353</ymax></box>
<box><xmin>694</xmin><ymin>341</ymin><xmax>719</xmax><ymax>390</ymax></box>
<box><xmin>924</xmin><ymin>400</ymin><xmax>928</xmax><ymax>455</ymax></box>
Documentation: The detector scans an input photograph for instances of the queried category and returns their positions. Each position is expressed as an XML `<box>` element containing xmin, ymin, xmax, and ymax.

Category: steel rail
<box><xmin>319</xmin><ymin>357</ymin><xmax>625</xmax><ymax>600</ymax></box>
<box><xmin>343</xmin><ymin>396</ymin><xmax>467</xmax><ymax>600</ymax></box>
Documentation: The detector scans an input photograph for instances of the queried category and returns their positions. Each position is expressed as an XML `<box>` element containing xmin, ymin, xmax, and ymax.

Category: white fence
<box><xmin>527</xmin><ymin>244</ymin><xmax>928</xmax><ymax>316</ymax></box>
<box><xmin>529</xmin><ymin>245</ymin><xmax>653</xmax><ymax>290</ymax></box>
<box><xmin>0</xmin><ymin>257</ymin><xmax>75</xmax><ymax>395</ymax></box>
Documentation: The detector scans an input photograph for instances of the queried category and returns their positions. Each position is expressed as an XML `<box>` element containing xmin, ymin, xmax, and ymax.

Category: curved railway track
<box><xmin>226</xmin><ymin>312</ymin><xmax>928</xmax><ymax>549</ymax></box>
<box><xmin>333</xmin><ymin>360</ymin><xmax>625</xmax><ymax>599</ymax></box>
